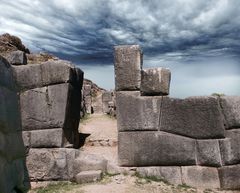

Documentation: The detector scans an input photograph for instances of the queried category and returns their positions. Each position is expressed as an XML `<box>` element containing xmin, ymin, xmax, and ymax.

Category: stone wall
<box><xmin>114</xmin><ymin>45</ymin><xmax>240</xmax><ymax>190</ymax></box>
<box><xmin>0</xmin><ymin>56</ymin><xmax>30</xmax><ymax>193</ymax></box>
<box><xmin>11</xmin><ymin>56</ymin><xmax>85</xmax><ymax>181</ymax></box>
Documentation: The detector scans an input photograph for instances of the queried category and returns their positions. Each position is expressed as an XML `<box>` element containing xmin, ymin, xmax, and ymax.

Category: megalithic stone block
<box><xmin>141</xmin><ymin>67</ymin><xmax>171</xmax><ymax>96</ymax></box>
<box><xmin>12</xmin><ymin>60</ymin><xmax>83</xmax><ymax>91</ymax></box>
<box><xmin>160</xmin><ymin>96</ymin><xmax>225</xmax><ymax>139</ymax></box>
<box><xmin>181</xmin><ymin>166</ymin><xmax>220</xmax><ymax>189</ymax></box>
<box><xmin>116</xmin><ymin>91</ymin><xmax>160</xmax><ymax>131</ymax></box>
<box><xmin>218</xmin><ymin>164</ymin><xmax>240</xmax><ymax>190</ymax></box>
<box><xmin>6</xmin><ymin>50</ymin><xmax>27</xmax><ymax>65</ymax></box>
<box><xmin>102</xmin><ymin>91</ymin><xmax>112</xmax><ymax>102</ymax></box>
<box><xmin>219</xmin><ymin>130</ymin><xmax>240</xmax><ymax>165</ymax></box>
<box><xmin>114</xmin><ymin>45</ymin><xmax>142</xmax><ymax>91</ymax></box>
<box><xmin>118</xmin><ymin>131</ymin><xmax>196</xmax><ymax>166</ymax></box>
<box><xmin>220</xmin><ymin>96</ymin><xmax>240</xmax><ymax>129</ymax></box>
<box><xmin>0</xmin><ymin>55</ymin><xmax>30</xmax><ymax>193</ymax></box>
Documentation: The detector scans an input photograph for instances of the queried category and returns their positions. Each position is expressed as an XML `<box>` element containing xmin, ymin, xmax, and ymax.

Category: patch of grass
<box><xmin>177</xmin><ymin>183</ymin><xmax>193</xmax><ymax>189</ymax></box>
<box><xmin>33</xmin><ymin>182</ymin><xmax>83</xmax><ymax>193</ymax></box>
<box><xmin>211</xmin><ymin>93</ymin><xmax>225</xmax><ymax>97</ymax></box>
<box><xmin>134</xmin><ymin>172</ymin><xmax>170</xmax><ymax>185</ymax></box>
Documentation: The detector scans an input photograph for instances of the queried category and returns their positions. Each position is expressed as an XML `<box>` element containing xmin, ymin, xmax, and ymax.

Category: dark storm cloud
<box><xmin>1</xmin><ymin>0</ymin><xmax>240</xmax><ymax>64</ymax></box>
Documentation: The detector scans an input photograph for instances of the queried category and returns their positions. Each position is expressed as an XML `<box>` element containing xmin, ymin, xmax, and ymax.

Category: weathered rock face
<box><xmin>141</xmin><ymin>68</ymin><xmax>171</xmax><ymax>96</ymax></box>
<box><xmin>114</xmin><ymin>45</ymin><xmax>240</xmax><ymax>190</ymax></box>
<box><xmin>6</xmin><ymin>50</ymin><xmax>27</xmax><ymax>65</ymax></box>
<box><xmin>0</xmin><ymin>56</ymin><xmax>30</xmax><ymax>193</ymax></box>
<box><xmin>13</xmin><ymin>60</ymin><xmax>83</xmax><ymax>149</ymax></box>
<box><xmin>118</xmin><ymin>131</ymin><xmax>196</xmax><ymax>166</ymax></box>
<box><xmin>114</xmin><ymin>45</ymin><xmax>142</xmax><ymax>91</ymax></box>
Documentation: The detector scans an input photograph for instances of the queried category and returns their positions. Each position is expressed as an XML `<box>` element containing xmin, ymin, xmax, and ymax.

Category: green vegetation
<box><xmin>80</xmin><ymin>113</ymin><xmax>91</xmax><ymax>124</ymax></box>
<box><xmin>211</xmin><ymin>93</ymin><xmax>225</xmax><ymax>97</ymax></box>
<box><xmin>134</xmin><ymin>172</ymin><xmax>170</xmax><ymax>185</ymax></box>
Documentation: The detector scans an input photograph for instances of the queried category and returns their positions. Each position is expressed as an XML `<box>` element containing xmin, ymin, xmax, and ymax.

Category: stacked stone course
<box><xmin>0</xmin><ymin>56</ymin><xmax>30</xmax><ymax>193</ymax></box>
<box><xmin>114</xmin><ymin>45</ymin><xmax>240</xmax><ymax>190</ymax></box>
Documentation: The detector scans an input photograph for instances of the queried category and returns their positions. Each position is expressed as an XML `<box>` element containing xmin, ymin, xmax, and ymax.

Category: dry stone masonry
<box><xmin>0</xmin><ymin>56</ymin><xmax>30</xmax><ymax>193</ymax></box>
<box><xmin>11</xmin><ymin>58</ymin><xmax>89</xmax><ymax>182</ymax></box>
<box><xmin>114</xmin><ymin>45</ymin><xmax>240</xmax><ymax>190</ymax></box>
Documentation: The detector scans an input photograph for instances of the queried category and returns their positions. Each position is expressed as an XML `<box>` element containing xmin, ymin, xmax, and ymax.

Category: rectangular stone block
<box><xmin>114</xmin><ymin>45</ymin><xmax>142</xmax><ymax>91</ymax></box>
<box><xmin>26</xmin><ymin>148</ymin><xmax>78</xmax><ymax>181</ymax></box>
<box><xmin>13</xmin><ymin>60</ymin><xmax>83</xmax><ymax>90</ymax></box>
<box><xmin>141</xmin><ymin>68</ymin><xmax>171</xmax><ymax>96</ymax></box>
<box><xmin>28</xmin><ymin>128</ymin><xmax>64</xmax><ymax>148</ymax></box>
<box><xmin>75</xmin><ymin>170</ymin><xmax>102</xmax><ymax>184</ymax></box>
<box><xmin>0</xmin><ymin>131</ymin><xmax>26</xmax><ymax>161</ymax></box>
<box><xmin>160</xmin><ymin>96</ymin><xmax>225</xmax><ymax>139</ymax></box>
<box><xmin>218</xmin><ymin>164</ymin><xmax>240</xmax><ymax>190</ymax></box>
<box><xmin>196</xmin><ymin>140</ymin><xmax>222</xmax><ymax>167</ymax></box>
<box><xmin>118</xmin><ymin>131</ymin><xmax>196</xmax><ymax>166</ymax></box>
<box><xmin>6</xmin><ymin>50</ymin><xmax>27</xmax><ymax>65</ymax></box>
<box><xmin>136</xmin><ymin>167</ymin><xmax>182</xmax><ymax>185</ymax></box>
<box><xmin>116</xmin><ymin>91</ymin><xmax>161</xmax><ymax>131</ymax></box>
<box><xmin>181</xmin><ymin>166</ymin><xmax>220</xmax><ymax>189</ymax></box>
<box><xmin>20</xmin><ymin>83</ymin><xmax>70</xmax><ymax>131</ymax></box>
<box><xmin>219</xmin><ymin>130</ymin><xmax>240</xmax><ymax>165</ymax></box>
<box><xmin>220</xmin><ymin>96</ymin><xmax>240</xmax><ymax>129</ymax></box>
<box><xmin>102</xmin><ymin>101</ymin><xmax>109</xmax><ymax>114</ymax></box>
<box><xmin>0</xmin><ymin>56</ymin><xmax>15</xmax><ymax>90</ymax></box>
<box><xmin>0</xmin><ymin>86</ymin><xmax>22</xmax><ymax>133</ymax></box>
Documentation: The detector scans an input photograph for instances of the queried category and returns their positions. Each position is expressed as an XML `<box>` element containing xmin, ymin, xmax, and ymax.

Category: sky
<box><xmin>0</xmin><ymin>0</ymin><xmax>239</xmax><ymax>97</ymax></box>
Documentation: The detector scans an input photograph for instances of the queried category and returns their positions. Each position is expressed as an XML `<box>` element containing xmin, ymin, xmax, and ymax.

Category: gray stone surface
<box><xmin>13</xmin><ymin>60</ymin><xmax>83</xmax><ymax>90</ymax></box>
<box><xmin>114</xmin><ymin>45</ymin><xmax>142</xmax><ymax>91</ymax></box>
<box><xmin>218</xmin><ymin>164</ymin><xmax>240</xmax><ymax>190</ymax></box>
<box><xmin>6</xmin><ymin>50</ymin><xmax>27</xmax><ymax>65</ymax></box>
<box><xmin>0</xmin><ymin>56</ymin><xmax>30</xmax><ymax>193</ymax></box>
<box><xmin>26</xmin><ymin>148</ymin><xmax>78</xmax><ymax>181</ymax></box>
<box><xmin>73</xmin><ymin>152</ymin><xmax>107</xmax><ymax>175</ymax></box>
<box><xmin>75</xmin><ymin>170</ymin><xmax>102</xmax><ymax>184</ymax></box>
<box><xmin>116</xmin><ymin>92</ymin><xmax>161</xmax><ymax>131</ymax></box>
<box><xmin>0</xmin><ymin>56</ymin><xmax>16</xmax><ymax>90</ymax></box>
<box><xmin>0</xmin><ymin>86</ymin><xmax>22</xmax><ymax>133</ymax></box>
<box><xmin>219</xmin><ymin>130</ymin><xmax>240</xmax><ymax>165</ymax></box>
<box><xmin>118</xmin><ymin>131</ymin><xmax>196</xmax><ymax>166</ymax></box>
<box><xmin>26</xmin><ymin>128</ymin><xmax>64</xmax><ymax>148</ymax></box>
<box><xmin>220</xmin><ymin>96</ymin><xmax>240</xmax><ymax>129</ymax></box>
<box><xmin>160</xmin><ymin>96</ymin><xmax>225</xmax><ymax>139</ymax></box>
<box><xmin>196</xmin><ymin>140</ymin><xmax>222</xmax><ymax>167</ymax></box>
<box><xmin>20</xmin><ymin>83</ymin><xmax>70</xmax><ymax>130</ymax></box>
<box><xmin>141</xmin><ymin>68</ymin><xmax>171</xmax><ymax>96</ymax></box>
<box><xmin>136</xmin><ymin>167</ymin><xmax>182</xmax><ymax>185</ymax></box>
<box><xmin>181</xmin><ymin>166</ymin><xmax>220</xmax><ymax>189</ymax></box>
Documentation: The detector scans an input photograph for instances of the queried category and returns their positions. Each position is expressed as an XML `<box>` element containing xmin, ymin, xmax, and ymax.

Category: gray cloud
<box><xmin>0</xmin><ymin>0</ymin><xmax>239</xmax><ymax>96</ymax></box>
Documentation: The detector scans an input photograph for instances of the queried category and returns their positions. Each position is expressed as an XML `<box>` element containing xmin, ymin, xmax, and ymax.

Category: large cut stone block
<box><xmin>181</xmin><ymin>166</ymin><xmax>220</xmax><ymax>189</ymax></box>
<box><xmin>118</xmin><ymin>131</ymin><xmax>196</xmax><ymax>166</ymax></box>
<box><xmin>116</xmin><ymin>91</ymin><xmax>161</xmax><ymax>131</ymax></box>
<box><xmin>196</xmin><ymin>140</ymin><xmax>222</xmax><ymax>167</ymax></box>
<box><xmin>0</xmin><ymin>156</ymin><xmax>30</xmax><ymax>193</ymax></box>
<box><xmin>23</xmin><ymin>128</ymin><xmax>64</xmax><ymax>148</ymax></box>
<box><xmin>219</xmin><ymin>130</ymin><xmax>240</xmax><ymax>165</ymax></box>
<box><xmin>26</xmin><ymin>148</ymin><xmax>79</xmax><ymax>181</ymax></box>
<box><xmin>6</xmin><ymin>50</ymin><xmax>27</xmax><ymax>65</ymax></box>
<box><xmin>0</xmin><ymin>131</ymin><xmax>26</xmax><ymax>161</ymax></box>
<box><xmin>13</xmin><ymin>60</ymin><xmax>83</xmax><ymax>90</ymax></box>
<box><xmin>218</xmin><ymin>164</ymin><xmax>240</xmax><ymax>190</ymax></box>
<box><xmin>220</xmin><ymin>96</ymin><xmax>240</xmax><ymax>129</ymax></box>
<box><xmin>160</xmin><ymin>96</ymin><xmax>225</xmax><ymax>139</ymax></box>
<box><xmin>75</xmin><ymin>170</ymin><xmax>102</xmax><ymax>184</ymax></box>
<box><xmin>141</xmin><ymin>68</ymin><xmax>171</xmax><ymax>96</ymax></box>
<box><xmin>73</xmin><ymin>152</ymin><xmax>107</xmax><ymax>176</ymax></box>
<box><xmin>20</xmin><ymin>83</ymin><xmax>70</xmax><ymax>130</ymax></box>
<box><xmin>136</xmin><ymin>167</ymin><xmax>182</xmax><ymax>185</ymax></box>
<box><xmin>0</xmin><ymin>86</ymin><xmax>22</xmax><ymax>133</ymax></box>
<box><xmin>0</xmin><ymin>56</ymin><xmax>15</xmax><ymax>90</ymax></box>
<box><xmin>114</xmin><ymin>45</ymin><xmax>142</xmax><ymax>91</ymax></box>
